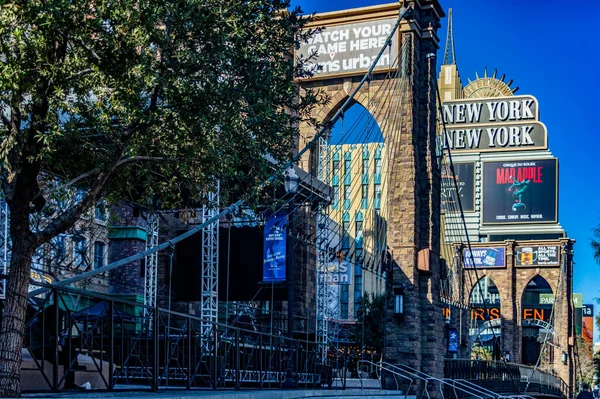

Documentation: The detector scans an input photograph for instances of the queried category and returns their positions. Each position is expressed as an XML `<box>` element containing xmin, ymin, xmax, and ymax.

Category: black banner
<box><xmin>441</xmin><ymin>162</ymin><xmax>475</xmax><ymax>212</ymax></box>
<box><xmin>482</xmin><ymin>159</ymin><xmax>558</xmax><ymax>224</ymax></box>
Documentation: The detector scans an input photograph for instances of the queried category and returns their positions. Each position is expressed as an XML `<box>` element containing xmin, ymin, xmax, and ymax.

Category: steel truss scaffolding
<box><xmin>143</xmin><ymin>213</ymin><xmax>159</xmax><ymax>324</ymax></box>
<box><xmin>0</xmin><ymin>200</ymin><xmax>8</xmax><ymax>299</ymax></box>
<box><xmin>201</xmin><ymin>184</ymin><xmax>220</xmax><ymax>341</ymax></box>
<box><xmin>316</xmin><ymin>135</ymin><xmax>330</xmax><ymax>362</ymax></box>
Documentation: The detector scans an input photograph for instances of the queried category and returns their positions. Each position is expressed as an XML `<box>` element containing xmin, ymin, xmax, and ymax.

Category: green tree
<box><xmin>0</xmin><ymin>1</ymin><xmax>323</xmax><ymax>395</ymax></box>
<box><xmin>592</xmin><ymin>226</ymin><xmax>600</xmax><ymax>264</ymax></box>
<box><xmin>352</xmin><ymin>293</ymin><xmax>386</xmax><ymax>352</ymax></box>
<box><xmin>576</xmin><ymin>336</ymin><xmax>596</xmax><ymax>389</ymax></box>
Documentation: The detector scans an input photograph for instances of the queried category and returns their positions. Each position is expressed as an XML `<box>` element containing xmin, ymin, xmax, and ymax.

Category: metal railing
<box><xmin>444</xmin><ymin>359</ymin><xmax>567</xmax><ymax>399</ymax></box>
<box><xmin>358</xmin><ymin>360</ymin><xmax>495</xmax><ymax>399</ymax></box>
<box><xmin>23</xmin><ymin>284</ymin><xmax>324</xmax><ymax>391</ymax></box>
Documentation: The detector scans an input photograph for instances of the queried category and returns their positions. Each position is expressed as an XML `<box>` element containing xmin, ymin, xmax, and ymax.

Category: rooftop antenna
<box><xmin>443</xmin><ymin>8</ymin><xmax>456</xmax><ymax>65</ymax></box>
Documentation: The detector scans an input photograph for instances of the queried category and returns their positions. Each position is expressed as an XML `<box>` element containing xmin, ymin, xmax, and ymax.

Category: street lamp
<box><xmin>445</xmin><ymin>314</ymin><xmax>451</xmax><ymax>358</ymax></box>
<box><xmin>283</xmin><ymin>167</ymin><xmax>298</xmax><ymax>388</ymax></box>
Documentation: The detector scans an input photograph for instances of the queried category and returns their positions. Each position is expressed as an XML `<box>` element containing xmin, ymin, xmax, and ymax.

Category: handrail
<box><xmin>386</xmin><ymin>361</ymin><xmax>495</xmax><ymax>399</ymax></box>
<box><xmin>446</xmin><ymin>378</ymin><xmax>501</xmax><ymax>399</ymax></box>
<box><xmin>445</xmin><ymin>359</ymin><xmax>567</xmax><ymax>399</ymax></box>
<box><xmin>367</xmin><ymin>360</ymin><xmax>488</xmax><ymax>399</ymax></box>
<box><xmin>358</xmin><ymin>360</ymin><xmax>413</xmax><ymax>398</ymax></box>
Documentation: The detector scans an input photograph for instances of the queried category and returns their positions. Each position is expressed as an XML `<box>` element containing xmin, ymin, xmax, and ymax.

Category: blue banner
<box><xmin>263</xmin><ymin>212</ymin><xmax>287</xmax><ymax>282</ymax></box>
<box><xmin>463</xmin><ymin>247</ymin><xmax>505</xmax><ymax>268</ymax></box>
<box><xmin>448</xmin><ymin>328</ymin><xmax>459</xmax><ymax>353</ymax></box>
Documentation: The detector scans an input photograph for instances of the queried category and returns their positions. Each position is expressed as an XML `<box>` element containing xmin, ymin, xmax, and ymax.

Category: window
<box><xmin>342</xmin><ymin>221</ymin><xmax>350</xmax><ymax>251</ymax></box>
<box><xmin>52</xmin><ymin>235</ymin><xmax>66</xmax><ymax>263</ymax></box>
<box><xmin>354</xmin><ymin>264</ymin><xmax>363</xmax><ymax>316</ymax></box>
<box><xmin>374</xmin><ymin>184</ymin><xmax>382</xmax><ymax>209</ymax></box>
<box><xmin>361</xmin><ymin>184</ymin><xmax>368</xmax><ymax>209</ymax></box>
<box><xmin>333</xmin><ymin>186</ymin><xmax>340</xmax><ymax>209</ymax></box>
<box><xmin>362</xmin><ymin>158</ymin><xmax>369</xmax><ymax>175</ymax></box>
<box><xmin>343</xmin><ymin>184</ymin><xmax>351</xmax><ymax>209</ymax></box>
<box><xmin>95</xmin><ymin>201</ymin><xmax>107</xmax><ymax>222</ymax></box>
<box><xmin>374</xmin><ymin>158</ymin><xmax>382</xmax><ymax>175</ymax></box>
<box><xmin>344</xmin><ymin>158</ymin><xmax>351</xmax><ymax>177</ymax></box>
<box><xmin>355</xmin><ymin>248</ymin><xmax>363</xmax><ymax>263</ymax></box>
<box><xmin>332</xmin><ymin>159</ymin><xmax>340</xmax><ymax>179</ymax></box>
<box><xmin>73</xmin><ymin>236</ymin><xmax>87</xmax><ymax>269</ymax></box>
<box><xmin>94</xmin><ymin>241</ymin><xmax>106</xmax><ymax>269</ymax></box>
<box><xmin>355</xmin><ymin>220</ymin><xmax>363</xmax><ymax>249</ymax></box>
<box><xmin>341</xmin><ymin>285</ymin><xmax>349</xmax><ymax>319</ymax></box>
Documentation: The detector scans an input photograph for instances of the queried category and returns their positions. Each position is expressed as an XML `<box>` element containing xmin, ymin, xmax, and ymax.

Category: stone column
<box><xmin>553</xmin><ymin>239</ymin><xmax>574</xmax><ymax>398</ymax></box>
<box><xmin>502</xmin><ymin>240</ymin><xmax>520</xmax><ymax>362</ymax></box>
<box><xmin>384</xmin><ymin>0</ymin><xmax>445</xmax><ymax>384</ymax></box>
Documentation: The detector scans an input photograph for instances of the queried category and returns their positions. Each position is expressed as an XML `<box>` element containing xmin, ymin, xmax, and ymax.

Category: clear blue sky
<box><xmin>292</xmin><ymin>0</ymin><xmax>600</xmax><ymax>339</ymax></box>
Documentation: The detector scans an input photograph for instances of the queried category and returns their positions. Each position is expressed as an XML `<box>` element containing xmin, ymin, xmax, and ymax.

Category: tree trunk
<box><xmin>0</xmin><ymin>229</ymin><xmax>35</xmax><ymax>397</ymax></box>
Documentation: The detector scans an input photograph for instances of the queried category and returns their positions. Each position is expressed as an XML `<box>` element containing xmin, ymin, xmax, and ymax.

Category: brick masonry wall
<box><xmin>298</xmin><ymin>0</ymin><xmax>446</xmax><ymax>383</ymax></box>
<box><xmin>460</xmin><ymin>239</ymin><xmax>574</xmax><ymax>395</ymax></box>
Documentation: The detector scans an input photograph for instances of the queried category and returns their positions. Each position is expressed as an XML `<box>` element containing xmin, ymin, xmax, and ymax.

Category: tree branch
<box><xmin>65</xmin><ymin>68</ymin><xmax>94</xmax><ymax>82</ymax></box>
<box><xmin>38</xmin><ymin>156</ymin><xmax>178</xmax><ymax>202</ymax></box>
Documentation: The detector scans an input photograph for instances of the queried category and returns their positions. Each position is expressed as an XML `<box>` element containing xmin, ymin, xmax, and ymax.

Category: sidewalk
<box><xmin>22</xmin><ymin>388</ymin><xmax>406</xmax><ymax>399</ymax></box>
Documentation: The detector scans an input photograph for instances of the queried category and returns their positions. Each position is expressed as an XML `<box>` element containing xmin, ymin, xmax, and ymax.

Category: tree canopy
<box><xmin>0</xmin><ymin>1</ymin><xmax>324</xmax><ymax>395</ymax></box>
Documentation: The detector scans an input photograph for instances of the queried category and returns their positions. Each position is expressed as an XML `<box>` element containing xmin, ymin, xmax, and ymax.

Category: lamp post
<box><xmin>283</xmin><ymin>167</ymin><xmax>299</xmax><ymax>388</ymax></box>
<box><xmin>445</xmin><ymin>314</ymin><xmax>450</xmax><ymax>358</ymax></box>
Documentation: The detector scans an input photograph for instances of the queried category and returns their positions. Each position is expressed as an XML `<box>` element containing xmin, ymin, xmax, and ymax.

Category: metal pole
<box><xmin>282</xmin><ymin>197</ymin><xmax>296</xmax><ymax>388</ymax></box>
<box><xmin>109</xmin><ymin>300</ymin><xmax>115</xmax><ymax>390</ymax></box>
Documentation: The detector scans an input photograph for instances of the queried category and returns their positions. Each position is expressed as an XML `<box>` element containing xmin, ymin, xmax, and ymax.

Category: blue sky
<box><xmin>293</xmin><ymin>0</ymin><xmax>600</xmax><ymax>339</ymax></box>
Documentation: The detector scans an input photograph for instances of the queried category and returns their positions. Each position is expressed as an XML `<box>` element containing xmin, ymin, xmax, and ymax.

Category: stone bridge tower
<box><xmin>296</xmin><ymin>0</ymin><xmax>446</xmax><ymax>380</ymax></box>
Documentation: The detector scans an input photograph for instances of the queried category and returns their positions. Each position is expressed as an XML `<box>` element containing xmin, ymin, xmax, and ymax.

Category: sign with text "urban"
<box><xmin>297</xmin><ymin>18</ymin><xmax>398</xmax><ymax>79</ymax></box>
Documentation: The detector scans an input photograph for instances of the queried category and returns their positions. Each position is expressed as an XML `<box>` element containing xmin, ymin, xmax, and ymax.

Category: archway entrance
<box><xmin>521</xmin><ymin>275</ymin><xmax>554</xmax><ymax>366</ymax></box>
<box><xmin>469</xmin><ymin>276</ymin><xmax>501</xmax><ymax>360</ymax></box>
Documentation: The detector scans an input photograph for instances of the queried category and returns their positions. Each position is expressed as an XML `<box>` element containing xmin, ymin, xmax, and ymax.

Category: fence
<box><xmin>444</xmin><ymin>359</ymin><xmax>567</xmax><ymax>399</ymax></box>
<box><xmin>22</xmin><ymin>284</ymin><xmax>323</xmax><ymax>391</ymax></box>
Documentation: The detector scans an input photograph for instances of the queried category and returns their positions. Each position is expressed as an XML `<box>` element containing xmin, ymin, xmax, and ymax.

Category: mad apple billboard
<box><xmin>482</xmin><ymin>159</ymin><xmax>558</xmax><ymax>224</ymax></box>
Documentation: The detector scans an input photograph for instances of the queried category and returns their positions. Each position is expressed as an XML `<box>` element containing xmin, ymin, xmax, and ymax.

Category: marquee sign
<box><xmin>441</xmin><ymin>95</ymin><xmax>548</xmax><ymax>153</ymax></box>
<box><xmin>297</xmin><ymin>18</ymin><xmax>398</xmax><ymax>79</ymax></box>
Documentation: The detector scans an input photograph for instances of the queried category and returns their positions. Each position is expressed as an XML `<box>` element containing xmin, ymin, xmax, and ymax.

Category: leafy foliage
<box><xmin>0</xmin><ymin>1</ymin><xmax>325</xmax><ymax>395</ymax></box>
<box><xmin>0</xmin><ymin>0</ymin><xmax>323</xmax><ymax>238</ymax></box>
<box><xmin>352</xmin><ymin>293</ymin><xmax>385</xmax><ymax>352</ymax></box>
<box><xmin>592</xmin><ymin>226</ymin><xmax>600</xmax><ymax>265</ymax></box>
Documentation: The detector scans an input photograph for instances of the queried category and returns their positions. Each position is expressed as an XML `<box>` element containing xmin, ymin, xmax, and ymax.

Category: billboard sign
<box><xmin>443</xmin><ymin>122</ymin><xmax>547</xmax><ymax>152</ymax></box>
<box><xmin>441</xmin><ymin>162</ymin><xmax>475</xmax><ymax>212</ymax></box>
<box><xmin>463</xmin><ymin>247</ymin><xmax>506</xmax><ymax>269</ymax></box>
<box><xmin>583</xmin><ymin>304</ymin><xmax>594</xmax><ymax>343</ymax></box>
<box><xmin>321</xmin><ymin>260</ymin><xmax>352</xmax><ymax>285</ymax></box>
<box><xmin>443</xmin><ymin>96</ymin><xmax>539</xmax><ymax>125</ymax></box>
<box><xmin>262</xmin><ymin>212</ymin><xmax>287</xmax><ymax>282</ymax></box>
<box><xmin>515</xmin><ymin>245</ymin><xmax>560</xmax><ymax>267</ymax></box>
<box><xmin>441</xmin><ymin>95</ymin><xmax>548</xmax><ymax>153</ymax></box>
<box><xmin>539</xmin><ymin>294</ymin><xmax>554</xmax><ymax>305</ymax></box>
<box><xmin>482</xmin><ymin>159</ymin><xmax>558</xmax><ymax>224</ymax></box>
<box><xmin>297</xmin><ymin>18</ymin><xmax>398</xmax><ymax>79</ymax></box>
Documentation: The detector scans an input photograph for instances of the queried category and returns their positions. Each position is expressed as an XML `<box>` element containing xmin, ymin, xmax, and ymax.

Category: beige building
<box><xmin>327</xmin><ymin>141</ymin><xmax>387</xmax><ymax>319</ymax></box>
